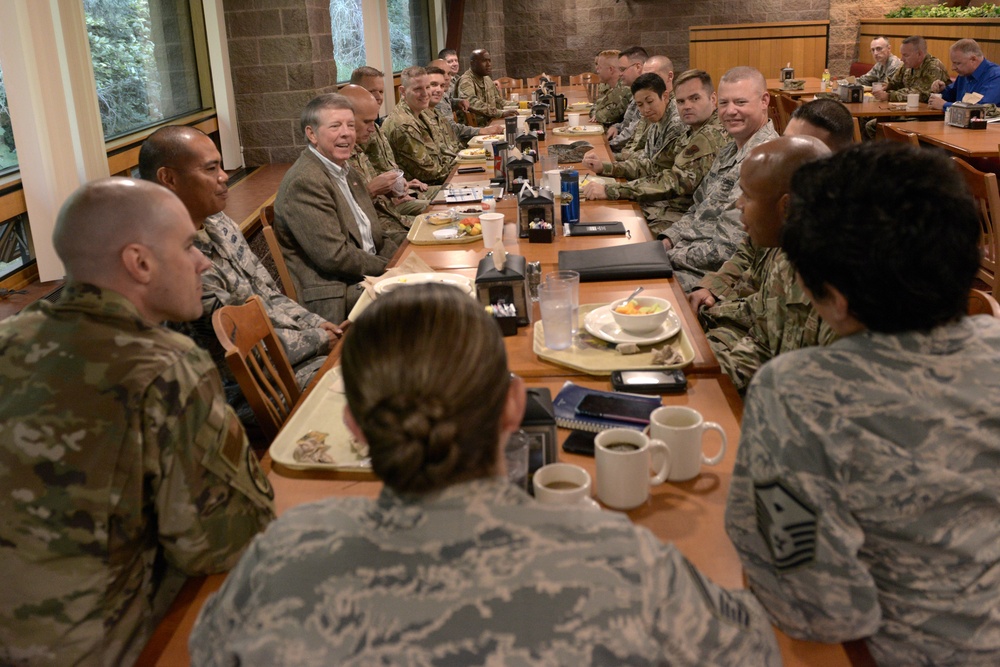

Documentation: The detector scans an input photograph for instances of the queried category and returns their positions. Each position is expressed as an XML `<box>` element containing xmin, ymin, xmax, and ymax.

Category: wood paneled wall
<box><xmin>859</xmin><ymin>18</ymin><xmax>1000</xmax><ymax>69</ymax></box>
<box><xmin>689</xmin><ymin>21</ymin><xmax>830</xmax><ymax>88</ymax></box>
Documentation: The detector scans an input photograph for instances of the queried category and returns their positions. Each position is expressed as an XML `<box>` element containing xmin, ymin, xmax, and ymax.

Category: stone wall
<box><xmin>457</xmin><ymin>0</ymin><xmax>507</xmax><ymax>75</ymax></box>
<box><xmin>224</xmin><ymin>0</ymin><xmax>337</xmax><ymax>166</ymax></box>
<box><xmin>829</xmin><ymin>0</ymin><xmax>904</xmax><ymax>75</ymax></box>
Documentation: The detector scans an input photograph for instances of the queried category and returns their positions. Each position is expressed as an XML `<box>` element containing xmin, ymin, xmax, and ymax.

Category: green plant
<box><xmin>886</xmin><ymin>4</ymin><xmax>1000</xmax><ymax>18</ymax></box>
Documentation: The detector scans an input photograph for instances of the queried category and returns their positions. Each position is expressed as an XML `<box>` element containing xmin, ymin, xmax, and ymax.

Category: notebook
<box><xmin>558</xmin><ymin>240</ymin><xmax>672</xmax><ymax>282</ymax></box>
<box><xmin>552</xmin><ymin>381</ymin><xmax>660</xmax><ymax>433</ymax></box>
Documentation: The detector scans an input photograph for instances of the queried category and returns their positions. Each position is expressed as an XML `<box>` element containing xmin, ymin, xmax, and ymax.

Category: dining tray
<box><xmin>533</xmin><ymin>304</ymin><xmax>695</xmax><ymax>375</ymax></box>
<box><xmin>406</xmin><ymin>213</ymin><xmax>484</xmax><ymax>245</ymax></box>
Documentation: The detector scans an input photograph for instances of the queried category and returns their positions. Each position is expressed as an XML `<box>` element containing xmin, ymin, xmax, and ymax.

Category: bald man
<box><xmin>139</xmin><ymin>126</ymin><xmax>341</xmax><ymax>412</ymax></box>
<box><xmin>616</xmin><ymin>55</ymin><xmax>681</xmax><ymax>160</ymax></box>
<box><xmin>456</xmin><ymin>49</ymin><xmax>515</xmax><ymax>126</ymax></box>
<box><xmin>0</xmin><ymin>178</ymin><xmax>274</xmax><ymax>666</ymax></box>
<box><xmin>341</xmin><ymin>84</ymin><xmax>416</xmax><ymax>242</ymax></box>
<box><xmin>689</xmin><ymin>135</ymin><xmax>837</xmax><ymax>392</ymax></box>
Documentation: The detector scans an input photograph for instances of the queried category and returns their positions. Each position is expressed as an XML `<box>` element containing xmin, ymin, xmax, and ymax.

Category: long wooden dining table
<box><xmin>137</xmin><ymin>85</ymin><xmax>872</xmax><ymax>666</ymax></box>
<box><xmin>884</xmin><ymin>119</ymin><xmax>1000</xmax><ymax>159</ymax></box>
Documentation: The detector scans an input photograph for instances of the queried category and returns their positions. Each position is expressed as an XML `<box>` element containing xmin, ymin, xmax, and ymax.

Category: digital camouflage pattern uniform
<box><xmin>698</xmin><ymin>240</ymin><xmax>836</xmax><ymax>392</ymax></box>
<box><xmin>726</xmin><ymin>316</ymin><xmax>1000</xmax><ymax>666</ymax></box>
<box><xmin>171</xmin><ymin>211</ymin><xmax>329</xmax><ymax>391</ymax></box>
<box><xmin>0</xmin><ymin>282</ymin><xmax>274</xmax><ymax>667</ymax></box>
<box><xmin>856</xmin><ymin>54</ymin><xmax>903</xmax><ymax>86</ymax></box>
<box><xmin>601</xmin><ymin>111</ymin><xmax>728</xmax><ymax>236</ymax></box>
<box><xmin>591</xmin><ymin>79</ymin><xmax>631</xmax><ymax>127</ymax></box>
<box><xmin>382</xmin><ymin>99</ymin><xmax>455</xmax><ymax>185</ymax></box>
<box><xmin>348</xmin><ymin>145</ymin><xmax>412</xmax><ymax>246</ymax></box>
<box><xmin>456</xmin><ymin>70</ymin><xmax>505</xmax><ymax>126</ymax></box>
<box><xmin>865</xmin><ymin>54</ymin><xmax>950</xmax><ymax>138</ymax></box>
<box><xmin>608</xmin><ymin>98</ymin><xmax>641</xmax><ymax>151</ymax></box>
<box><xmin>663</xmin><ymin>120</ymin><xmax>779</xmax><ymax>291</ymax></box>
<box><xmin>616</xmin><ymin>96</ymin><xmax>679</xmax><ymax>161</ymax></box>
<box><xmin>363</xmin><ymin>124</ymin><xmax>433</xmax><ymax>215</ymax></box>
<box><xmin>190</xmin><ymin>477</ymin><xmax>781</xmax><ymax>666</ymax></box>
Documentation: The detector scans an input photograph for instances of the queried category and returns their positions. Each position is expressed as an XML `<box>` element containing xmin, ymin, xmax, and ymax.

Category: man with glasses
<box><xmin>607</xmin><ymin>46</ymin><xmax>648</xmax><ymax>152</ymax></box>
<box><xmin>929</xmin><ymin>38</ymin><xmax>1000</xmax><ymax>111</ymax></box>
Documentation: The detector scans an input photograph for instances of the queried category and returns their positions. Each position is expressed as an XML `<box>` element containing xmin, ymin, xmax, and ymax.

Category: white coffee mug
<box><xmin>906</xmin><ymin>92</ymin><xmax>920</xmax><ymax>109</ymax></box>
<box><xmin>567</xmin><ymin>112</ymin><xmax>582</xmax><ymax>126</ymax></box>
<box><xmin>479</xmin><ymin>212</ymin><xmax>504</xmax><ymax>248</ymax></box>
<box><xmin>595</xmin><ymin>428</ymin><xmax>671</xmax><ymax>510</ymax></box>
<box><xmin>649</xmin><ymin>406</ymin><xmax>727</xmax><ymax>482</ymax></box>
<box><xmin>533</xmin><ymin>463</ymin><xmax>592</xmax><ymax>505</ymax></box>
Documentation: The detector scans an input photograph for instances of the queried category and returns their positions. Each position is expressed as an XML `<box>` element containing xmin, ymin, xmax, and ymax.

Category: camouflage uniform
<box><xmin>865</xmin><ymin>54</ymin><xmax>950</xmax><ymax>138</ymax></box>
<box><xmin>601</xmin><ymin>112</ymin><xmax>728</xmax><ymax>236</ymax></box>
<box><xmin>664</xmin><ymin>120</ymin><xmax>779</xmax><ymax>291</ymax></box>
<box><xmin>857</xmin><ymin>54</ymin><xmax>903</xmax><ymax>86</ymax></box>
<box><xmin>348</xmin><ymin>145</ymin><xmax>412</xmax><ymax>246</ymax></box>
<box><xmin>190</xmin><ymin>477</ymin><xmax>781</xmax><ymax>665</ymax></box>
<box><xmin>456</xmin><ymin>70</ymin><xmax>505</xmax><ymax>126</ymax></box>
<box><xmin>171</xmin><ymin>212</ymin><xmax>329</xmax><ymax>391</ymax></box>
<box><xmin>437</xmin><ymin>95</ymin><xmax>478</xmax><ymax>145</ymax></box>
<box><xmin>382</xmin><ymin>99</ymin><xmax>455</xmax><ymax>185</ymax></box>
<box><xmin>617</xmin><ymin>96</ymin><xmax>679</xmax><ymax>161</ymax></box>
<box><xmin>591</xmin><ymin>79</ymin><xmax>631</xmax><ymax>126</ymax></box>
<box><xmin>699</xmin><ymin>241</ymin><xmax>836</xmax><ymax>393</ymax></box>
<box><xmin>608</xmin><ymin>98</ymin><xmax>641</xmax><ymax>151</ymax></box>
<box><xmin>420</xmin><ymin>106</ymin><xmax>461</xmax><ymax>160</ymax></box>
<box><xmin>363</xmin><ymin>124</ymin><xmax>433</xmax><ymax>215</ymax></box>
<box><xmin>0</xmin><ymin>282</ymin><xmax>274</xmax><ymax>667</ymax></box>
<box><xmin>726</xmin><ymin>316</ymin><xmax>1000</xmax><ymax>666</ymax></box>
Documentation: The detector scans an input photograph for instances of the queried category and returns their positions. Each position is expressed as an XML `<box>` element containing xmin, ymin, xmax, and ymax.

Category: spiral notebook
<box><xmin>552</xmin><ymin>381</ymin><xmax>660</xmax><ymax>433</ymax></box>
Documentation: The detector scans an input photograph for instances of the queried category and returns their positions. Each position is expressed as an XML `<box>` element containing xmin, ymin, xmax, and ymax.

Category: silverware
<box><xmin>623</xmin><ymin>286</ymin><xmax>644</xmax><ymax>303</ymax></box>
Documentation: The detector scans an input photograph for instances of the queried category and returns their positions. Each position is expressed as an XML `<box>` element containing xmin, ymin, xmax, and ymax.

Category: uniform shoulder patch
<box><xmin>683</xmin><ymin>558</ymin><xmax>752</xmax><ymax>628</ymax></box>
<box><xmin>754</xmin><ymin>479</ymin><xmax>818</xmax><ymax>572</ymax></box>
<box><xmin>683</xmin><ymin>143</ymin><xmax>702</xmax><ymax>157</ymax></box>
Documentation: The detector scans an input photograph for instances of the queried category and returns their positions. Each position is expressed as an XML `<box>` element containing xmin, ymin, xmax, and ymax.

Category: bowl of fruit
<box><xmin>610</xmin><ymin>296</ymin><xmax>671</xmax><ymax>334</ymax></box>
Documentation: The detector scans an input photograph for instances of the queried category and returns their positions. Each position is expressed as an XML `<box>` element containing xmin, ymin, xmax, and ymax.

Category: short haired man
<box><xmin>606</xmin><ymin>46</ymin><xmax>649</xmax><ymax>150</ymax></box>
<box><xmin>340</xmin><ymin>84</ymin><xmax>415</xmax><ymax>244</ymax></box>
<box><xmin>274</xmin><ymin>93</ymin><xmax>398</xmax><ymax>322</ymax></box>
<box><xmin>688</xmin><ymin>135</ymin><xmax>835</xmax><ymax>392</ymax></box>
<box><xmin>856</xmin><ymin>36</ymin><xmax>902</xmax><ymax>86</ymax></box>
<box><xmin>616</xmin><ymin>55</ymin><xmax>679</xmax><ymax>160</ymax></box>
<box><xmin>591</xmin><ymin>49</ymin><xmax>631</xmax><ymax>126</ymax></box>
<box><xmin>456</xmin><ymin>49</ymin><xmax>515</xmax><ymax>126</ymax></box>
<box><xmin>425</xmin><ymin>63</ymin><xmax>502</xmax><ymax>148</ymax></box>
<box><xmin>140</xmin><ymin>126</ymin><xmax>340</xmax><ymax>395</ymax></box>
<box><xmin>869</xmin><ymin>35</ymin><xmax>949</xmax><ymax>137</ymax></box>
<box><xmin>350</xmin><ymin>65</ymin><xmax>386</xmax><ymax>120</ymax></box>
<box><xmin>661</xmin><ymin>66</ymin><xmax>779</xmax><ymax>291</ymax></box>
<box><xmin>0</xmin><ymin>178</ymin><xmax>274</xmax><ymax>665</ymax></box>
<box><xmin>930</xmin><ymin>38</ymin><xmax>1000</xmax><ymax>111</ymax></box>
<box><xmin>383</xmin><ymin>66</ymin><xmax>455</xmax><ymax>184</ymax></box>
<box><xmin>726</xmin><ymin>141</ymin><xmax>1000</xmax><ymax>665</ymax></box>
<box><xmin>583</xmin><ymin>70</ymin><xmax>728</xmax><ymax>236</ymax></box>
<box><xmin>785</xmin><ymin>98</ymin><xmax>855</xmax><ymax>152</ymax></box>
<box><xmin>438</xmin><ymin>47</ymin><xmax>461</xmax><ymax>96</ymax></box>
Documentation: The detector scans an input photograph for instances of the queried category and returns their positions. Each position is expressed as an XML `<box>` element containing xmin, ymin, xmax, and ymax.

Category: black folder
<box><xmin>557</xmin><ymin>241</ymin><xmax>673</xmax><ymax>282</ymax></box>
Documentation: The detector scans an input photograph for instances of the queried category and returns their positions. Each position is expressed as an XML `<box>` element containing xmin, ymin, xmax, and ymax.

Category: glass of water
<box><xmin>538</xmin><ymin>282</ymin><xmax>573</xmax><ymax>350</ymax></box>
<box><xmin>545</xmin><ymin>270</ymin><xmax>580</xmax><ymax>335</ymax></box>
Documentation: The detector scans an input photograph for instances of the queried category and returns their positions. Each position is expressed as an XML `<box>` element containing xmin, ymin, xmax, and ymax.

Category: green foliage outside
<box><xmin>331</xmin><ymin>0</ymin><xmax>416</xmax><ymax>82</ymax></box>
<box><xmin>0</xmin><ymin>66</ymin><xmax>18</xmax><ymax>172</ymax></box>
<box><xmin>886</xmin><ymin>4</ymin><xmax>1000</xmax><ymax>18</ymax></box>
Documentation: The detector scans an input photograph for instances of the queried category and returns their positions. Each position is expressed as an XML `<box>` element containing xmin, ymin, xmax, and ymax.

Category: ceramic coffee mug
<box><xmin>649</xmin><ymin>406</ymin><xmax>727</xmax><ymax>482</ymax></box>
<box><xmin>595</xmin><ymin>428</ymin><xmax>670</xmax><ymax>510</ymax></box>
<box><xmin>533</xmin><ymin>463</ymin><xmax>592</xmax><ymax>505</ymax></box>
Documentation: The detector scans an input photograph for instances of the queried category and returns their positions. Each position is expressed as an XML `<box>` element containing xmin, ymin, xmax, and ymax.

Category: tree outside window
<box><xmin>331</xmin><ymin>0</ymin><xmax>431</xmax><ymax>82</ymax></box>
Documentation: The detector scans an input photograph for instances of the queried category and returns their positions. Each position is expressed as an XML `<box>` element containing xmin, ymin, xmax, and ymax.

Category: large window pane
<box><xmin>0</xmin><ymin>63</ymin><xmax>18</xmax><ymax>174</ymax></box>
<box><xmin>85</xmin><ymin>0</ymin><xmax>203</xmax><ymax>140</ymax></box>
<box><xmin>330</xmin><ymin>0</ymin><xmax>431</xmax><ymax>81</ymax></box>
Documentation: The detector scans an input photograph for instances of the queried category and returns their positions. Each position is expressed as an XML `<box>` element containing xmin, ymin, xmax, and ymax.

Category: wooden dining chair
<box><xmin>259</xmin><ymin>202</ymin><xmax>299</xmax><ymax>301</ymax></box>
<box><xmin>495</xmin><ymin>76</ymin><xmax>520</xmax><ymax>97</ymax></box>
<box><xmin>852</xmin><ymin>117</ymin><xmax>863</xmax><ymax>143</ymax></box>
<box><xmin>525</xmin><ymin>74</ymin><xmax>551</xmax><ymax>87</ymax></box>
<box><xmin>212</xmin><ymin>295</ymin><xmax>302</xmax><ymax>441</ymax></box>
<box><xmin>881</xmin><ymin>124</ymin><xmax>920</xmax><ymax>147</ymax></box>
<box><xmin>775</xmin><ymin>94</ymin><xmax>801</xmax><ymax>135</ymax></box>
<box><xmin>569</xmin><ymin>72</ymin><xmax>597</xmax><ymax>85</ymax></box>
<box><xmin>953</xmin><ymin>156</ymin><xmax>1000</xmax><ymax>295</ymax></box>
<box><xmin>767</xmin><ymin>94</ymin><xmax>784</xmax><ymax>134</ymax></box>
<box><xmin>968</xmin><ymin>288</ymin><xmax>1000</xmax><ymax>317</ymax></box>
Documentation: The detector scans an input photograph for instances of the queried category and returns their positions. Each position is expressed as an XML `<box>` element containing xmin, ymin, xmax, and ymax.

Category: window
<box><xmin>84</xmin><ymin>0</ymin><xmax>204</xmax><ymax>140</ymax></box>
<box><xmin>0</xmin><ymin>212</ymin><xmax>33</xmax><ymax>279</ymax></box>
<box><xmin>331</xmin><ymin>0</ymin><xmax>432</xmax><ymax>82</ymax></box>
<box><xmin>0</xmin><ymin>62</ymin><xmax>18</xmax><ymax>174</ymax></box>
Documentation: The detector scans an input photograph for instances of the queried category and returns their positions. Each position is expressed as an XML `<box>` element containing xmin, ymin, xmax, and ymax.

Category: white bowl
<box><xmin>609</xmin><ymin>296</ymin><xmax>671</xmax><ymax>334</ymax></box>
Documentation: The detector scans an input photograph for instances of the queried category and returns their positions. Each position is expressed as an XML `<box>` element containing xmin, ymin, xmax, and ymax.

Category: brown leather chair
<box><xmin>259</xmin><ymin>202</ymin><xmax>298</xmax><ymax>301</ymax></box>
<box><xmin>954</xmin><ymin>156</ymin><xmax>1000</xmax><ymax>295</ymax></box>
<box><xmin>212</xmin><ymin>295</ymin><xmax>301</xmax><ymax>441</ymax></box>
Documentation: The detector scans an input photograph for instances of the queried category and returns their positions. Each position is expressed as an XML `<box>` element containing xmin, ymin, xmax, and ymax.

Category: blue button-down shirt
<box><xmin>940</xmin><ymin>58</ymin><xmax>1000</xmax><ymax>110</ymax></box>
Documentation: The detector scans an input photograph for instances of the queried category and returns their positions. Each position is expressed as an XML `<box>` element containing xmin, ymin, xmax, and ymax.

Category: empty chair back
<box><xmin>212</xmin><ymin>295</ymin><xmax>301</xmax><ymax>441</ymax></box>
<box><xmin>953</xmin><ymin>156</ymin><xmax>1000</xmax><ymax>295</ymax></box>
<box><xmin>881</xmin><ymin>124</ymin><xmax>920</xmax><ymax>146</ymax></box>
<box><xmin>968</xmin><ymin>288</ymin><xmax>1000</xmax><ymax>317</ymax></box>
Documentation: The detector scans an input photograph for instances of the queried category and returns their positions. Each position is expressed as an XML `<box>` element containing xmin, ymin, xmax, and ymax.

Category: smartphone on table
<box><xmin>610</xmin><ymin>369</ymin><xmax>688</xmax><ymax>395</ymax></box>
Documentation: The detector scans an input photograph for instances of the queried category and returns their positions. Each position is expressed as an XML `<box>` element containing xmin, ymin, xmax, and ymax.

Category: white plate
<box><xmin>583</xmin><ymin>304</ymin><xmax>680</xmax><ymax>345</ymax></box>
<box><xmin>450</xmin><ymin>205</ymin><xmax>483</xmax><ymax>218</ymax></box>
<box><xmin>468</xmin><ymin>134</ymin><xmax>506</xmax><ymax>146</ymax></box>
<box><xmin>373</xmin><ymin>272</ymin><xmax>475</xmax><ymax>297</ymax></box>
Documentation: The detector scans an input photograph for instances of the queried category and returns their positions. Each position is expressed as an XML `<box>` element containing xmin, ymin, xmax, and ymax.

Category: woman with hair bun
<box><xmin>190</xmin><ymin>284</ymin><xmax>781</xmax><ymax>666</ymax></box>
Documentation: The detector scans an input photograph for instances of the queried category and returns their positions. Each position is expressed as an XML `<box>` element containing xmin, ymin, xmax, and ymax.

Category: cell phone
<box><xmin>457</xmin><ymin>166</ymin><xmax>485</xmax><ymax>174</ymax></box>
<box><xmin>610</xmin><ymin>370</ymin><xmax>688</xmax><ymax>395</ymax></box>
<box><xmin>562</xmin><ymin>430</ymin><xmax>596</xmax><ymax>456</ymax></box>
<box><xmin>576</xmin><ymin>393</ymin><xmax>656</xmax><ymax>425</ymax></box>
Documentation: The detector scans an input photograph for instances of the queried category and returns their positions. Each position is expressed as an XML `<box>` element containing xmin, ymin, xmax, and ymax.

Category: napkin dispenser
<box><xmin>838</xmin><ymin>84</ymin><xmax>864</xmax><ymax>103</ymax></box>
<box><xmin>516</xmin><ymin>185</ymin><xmax>554</xmax><ymax>237</ymax></box>
<box><xmin>946</xmin><ymin>102</ymin><xmax>987</xmax><ymax>128</ymax></box>
<box><xmin>780</xmin><ymin>65</ymin><xmax>795</xmax><ymax>82</ymax></box>
<box><xmin>475</xmin><ymin>253</ymin><xmax>530</xmax><ymax>325</ymax></box>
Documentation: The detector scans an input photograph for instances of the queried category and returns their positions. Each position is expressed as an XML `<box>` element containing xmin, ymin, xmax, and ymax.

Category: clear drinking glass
<box><xmin>538</xmin><ymin>282</ymin><xmax>573</xmax><ymax>350</ymax></box>
<box><xmin>546</xmin><ymin>270</ymin><xmax>580</xmax><ymax>335</ymax></box>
